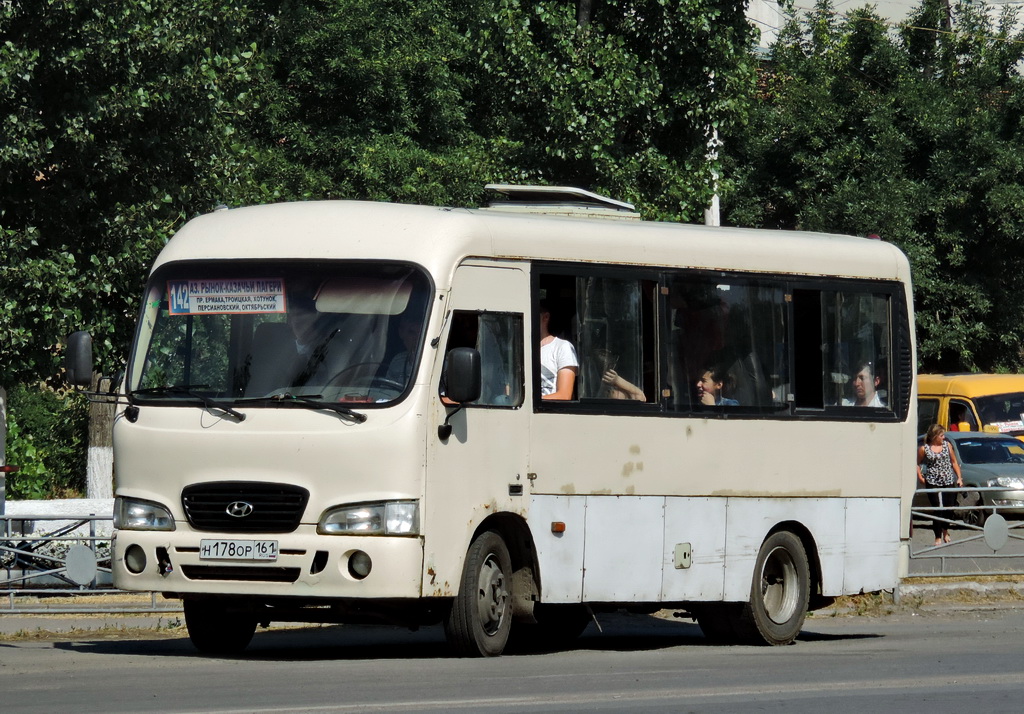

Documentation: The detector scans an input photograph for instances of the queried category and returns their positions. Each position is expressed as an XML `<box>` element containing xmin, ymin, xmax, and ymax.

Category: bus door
<box><xmin>423</xmin><ymin>262</ymin><xmax>530</xmax><ymax>595</ymax></box>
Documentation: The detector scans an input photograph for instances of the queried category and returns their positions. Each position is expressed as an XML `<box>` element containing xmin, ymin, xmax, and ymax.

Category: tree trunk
<box><xmin>577</xmin><ymin>0</ymin><xmax>592</xmax><ymax>28</ymax></box>
<box><xmin>87</xmin><ymin>376</ymin><xmax>115</xmax><ymax>499</ymax></box>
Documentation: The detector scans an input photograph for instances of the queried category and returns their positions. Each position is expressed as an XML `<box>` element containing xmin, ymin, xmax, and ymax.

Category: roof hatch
<box><xmin>481</xmin><ymin>184</ymin><xmax>640</xmax><ymax>220</ymax></box>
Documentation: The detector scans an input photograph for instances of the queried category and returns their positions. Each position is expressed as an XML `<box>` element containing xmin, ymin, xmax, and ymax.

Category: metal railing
<box><xmin>0</xmin><ymin>513</ymin><xmax>179</xmax><ymax>614</ymax></box>
<box><xmin>910</xmin><ymin>486</ymin><xmax>1024</xmax><ymax>577</ymax></box>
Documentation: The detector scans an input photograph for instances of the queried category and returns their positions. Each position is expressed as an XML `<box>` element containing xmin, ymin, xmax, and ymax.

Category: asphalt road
<box><xmin>2</xmin><ymin>607</ymin><xmax>1023</xmax><ymax>713</ymax></box>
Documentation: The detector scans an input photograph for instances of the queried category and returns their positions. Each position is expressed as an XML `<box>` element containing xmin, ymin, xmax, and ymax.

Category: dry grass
<box><xmin>824</xmin><ymin>592</ymin><xmax>897</xmax><ymax>617</ymax></box>
<box><xmin>812</xmin><ymin>575</ymin><xmax>1024</xmax><ymax>618</ymax></box>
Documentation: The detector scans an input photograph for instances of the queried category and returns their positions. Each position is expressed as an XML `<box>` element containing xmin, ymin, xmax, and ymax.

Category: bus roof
<box><xmin>153</xmin><ymin>200</ymin><xmax>912</xmax><ymax>286</ymax></box>
<box><xmin>917</xmin><ymin>373</ymin><xmax>1024</xmax><ymax>398</ymax></box>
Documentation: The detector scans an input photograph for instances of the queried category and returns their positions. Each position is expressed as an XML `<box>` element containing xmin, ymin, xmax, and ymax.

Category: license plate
<box><xmin>199</xmin><ymin>539</ymin><xmax>278</xmax><ymax>561</ymax></box>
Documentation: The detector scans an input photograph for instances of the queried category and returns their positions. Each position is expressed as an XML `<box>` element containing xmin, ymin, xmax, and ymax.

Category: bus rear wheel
<box><xmin>444</xmin><ymin>530</ymin><xmax>513</xmax><ymax>657</ymax></box>
<box><xmin>183</xmin><ymin>599</ymin><xmax>257</xmax><ymax>654</ymax></box>
<box><xmin>735</xmin><ymin>531</ymin><xmax>810</xmax><ymax>646</ymax></box>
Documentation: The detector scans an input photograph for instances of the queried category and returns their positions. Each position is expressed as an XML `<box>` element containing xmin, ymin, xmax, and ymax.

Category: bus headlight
<box><xmin>318</xmin><ymin>501</ymin><xmax>419</xmax><ymax>536</ymax></box>
<box><xmin>114</xmin><ymin>497</ymin><xmax>175</xmax><ymax>531</ymax></box>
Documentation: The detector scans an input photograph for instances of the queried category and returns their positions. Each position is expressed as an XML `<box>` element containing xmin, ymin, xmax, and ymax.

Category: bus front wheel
<box><xmin>183</xmin><ymin>599</ymin><xmax>257</xmax><ymax>654</ymax></box>
<box><xmin>735</xmin><ymin>531</ymin><xmax>810</xmax><ymax>646</ymax></box>
<box><xmin>444</xmin><ymin>530</ymin><xmax>513</xmax><ymax>657</ymax></box>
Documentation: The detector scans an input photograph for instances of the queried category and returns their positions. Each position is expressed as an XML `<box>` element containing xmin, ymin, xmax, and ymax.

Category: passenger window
<box><xmin>536</xmin><ymin>273</ymin><xmax>656</xmax><ymax>406</ymax></box>
<box><xmin>794</xmin><ymin>288</ymin><xmax>892</xmax><ymax>411</ymax></box>
<box><xmin>822</xmin><ymin>291</ymin><xmax>891</xmax><ymax>409</ymax></box>
<box><xmin>576</xmin><ymin>277</ymin><xmax>655</xmax><ymax>403</ymax></box>
<box><xmin>666</xmin><ymin>277</ymin><xmax>788</xmax><ymax>411</ymax></box>
<box><xmin>442</xmin><ymin>311</ymin><xmax>523</xmax><ymax>407</ymax></box>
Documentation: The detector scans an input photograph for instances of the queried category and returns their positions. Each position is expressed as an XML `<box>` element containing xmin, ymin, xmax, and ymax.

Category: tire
<box><xmin>444</xmin><ymin>530</ymin><xmax>513</xmax><ymax>657</ymax></box>
<box><xmin>691</xmin><ymin>603</ymin><xmax>743</xmax><ymax>644</ymax></box>
<box><xmin>734</xmin><ymin>531</ymin><xmax>810</xmax><ymax>646</ymax></box>
<box><xmin>183</xmin><ymin>599</ymin><xmax>257</xmax><ymax>655</ymax></box>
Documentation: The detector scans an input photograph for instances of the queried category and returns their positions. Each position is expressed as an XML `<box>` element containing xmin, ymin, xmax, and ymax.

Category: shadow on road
<box><xmin>51</xmin><ymin>610</ymin><xmax>883</xmax><ymax>661</ymax></box>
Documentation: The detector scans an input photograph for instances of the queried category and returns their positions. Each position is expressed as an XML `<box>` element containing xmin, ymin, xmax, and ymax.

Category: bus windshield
<box><xmin>129</xmin><ymin>261</ymin><xmax>431</xmax><ymax>406</ymax></box>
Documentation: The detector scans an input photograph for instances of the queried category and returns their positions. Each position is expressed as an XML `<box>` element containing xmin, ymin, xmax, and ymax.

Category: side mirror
<box><xmin>66</xmin><ymin>331</ymin><xmax>94</xmax><ymax>388</ymax></box>
<box><xmin>444</xmin><ymin>347</ymin><xmax>481</xmax><ymax>404</ymax></box>
<box><xmin>438</xmin><ymin>347</ymin><xmax>481</xmax><ymax>441</ymax></box>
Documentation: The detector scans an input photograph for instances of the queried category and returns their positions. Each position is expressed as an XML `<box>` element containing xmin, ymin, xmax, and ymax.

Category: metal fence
<box><xmin>0</xmin><ymin>513</ymin><xmax>178</xmax><ymax>614</ymax></box>
<box><xmin>909</xmin><ymin>486</ymin><xmax>1024</xmax><ymax>577</ymax></box>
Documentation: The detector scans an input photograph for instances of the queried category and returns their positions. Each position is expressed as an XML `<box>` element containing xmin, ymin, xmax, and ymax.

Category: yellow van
<box><xmin>917</xmin><ymin>374</ymin><xmax>1024</xmax><ymax>439</ymax></box>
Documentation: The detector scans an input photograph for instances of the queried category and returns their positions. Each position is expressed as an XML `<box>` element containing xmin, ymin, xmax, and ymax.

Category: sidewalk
<box><xmin>2</xmin><ymin>578</ymin><xmax>1022</xmax><ymax>640</ymax></box>
<box><xmin>0</xmin><ymin>593</ymin><xmax>184</xmax><ymax>638</ymax></box>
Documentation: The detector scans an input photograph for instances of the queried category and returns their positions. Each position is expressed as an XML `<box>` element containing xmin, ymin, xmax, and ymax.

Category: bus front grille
<box><xmin>181</xmin><ymin>482</ymin><xmax>310</xmax><ymax>533</ymax></box>
<box><xmin>180</xmin><ymin>564</ymin><xmax>301</xmax><ymax>583</ymax></box>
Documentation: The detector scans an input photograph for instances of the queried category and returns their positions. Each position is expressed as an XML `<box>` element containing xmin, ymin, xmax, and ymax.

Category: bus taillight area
<box><xmin>111</xmin><ymin>529</ymin><xmax>425</xmax><ymax>601</ymax></box>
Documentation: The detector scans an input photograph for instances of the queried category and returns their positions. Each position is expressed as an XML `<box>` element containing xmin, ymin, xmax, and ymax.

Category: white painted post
<box><xmin>86</xmin><ymin>377</ymin><xmax>114</xmax><ymax>499</ymax></box>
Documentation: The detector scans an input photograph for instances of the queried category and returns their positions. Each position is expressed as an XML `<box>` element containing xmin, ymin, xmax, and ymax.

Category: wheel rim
<box><xmin>476</xmin><ymin>552</ymin><xmax>509</xmax><ymax>636</ymax></box>
<box><xmin>759</xmin><ymin>545</ymin><xmax>799</xmax><ymax>625</ymax></box>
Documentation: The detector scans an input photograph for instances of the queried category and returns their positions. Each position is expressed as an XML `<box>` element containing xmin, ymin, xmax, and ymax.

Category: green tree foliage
<box><xmin>243</xmin><ymin>0</ymin><xmax>492</xmax><ymax>206</ymax></box>
<box><xmin>470</xmin><ymin>0</ymin><xmax>758</xmax><ymax>220</ymax></box>
<box><xmin>725</xmin><ymin>0</ymin><xmax>1024</xmax><ymax>371</ymax></box>
<box><xmin>0</xmin><ymin>0</ymin><xmax>269</xmax><ymax>384</ymax></box>
<box><xmin>244</xmin><ymin>0</ymin><xmax>759</xmax><ymax>219</ymax></box>
<box><xmin>3</xmin><ymin>385</ymin><xmax>87</xmax><ymax>499</ymax></box>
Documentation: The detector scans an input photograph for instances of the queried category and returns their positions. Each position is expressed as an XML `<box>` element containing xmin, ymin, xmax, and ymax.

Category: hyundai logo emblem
<box><xmin>226</xmin><ymin>501</ymin><xmax>254</xmax><ymax>518</ymax></box>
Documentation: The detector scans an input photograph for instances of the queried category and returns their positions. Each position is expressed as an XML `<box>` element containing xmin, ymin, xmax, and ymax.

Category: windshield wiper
<box><xmin>238</xmin><ymin>393</ymin><xmax>367</xmax><ymax>423</ymax></box>
<box><xmin>130</xmin><ymin>385</ymin><xmax>246</xmax><ymax>422</ymax></box>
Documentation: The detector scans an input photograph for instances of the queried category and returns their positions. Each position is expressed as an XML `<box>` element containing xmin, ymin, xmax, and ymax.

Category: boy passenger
<box><xmin>539</xmin><ymin>302</ymin><xmax>578</xmax><ymax>400</ymax></box>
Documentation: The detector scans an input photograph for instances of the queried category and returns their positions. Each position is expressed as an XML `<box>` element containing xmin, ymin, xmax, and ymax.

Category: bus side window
<box><xmin>796</xmin><ymin>288</ymin><xmax>893</xmax><ymax>412</ymax></box>
<box><xmin>576</xmin><ymin>276</ymin><xmax>654</xmax><ymax>403</ymax></box>
<box><xmin>821</xmin><ymin>291</ymin><xmax>891</xmax><ymax>409</ymax></box>
<box><xmin>442</xmin><ymin>311</ymin><xmax>523</xmax><ymax>408</ymax></box>
<box><xmin>667</xmin><ymin>277</ymin><xmax>787</xmax><ymax>412</ymax></box>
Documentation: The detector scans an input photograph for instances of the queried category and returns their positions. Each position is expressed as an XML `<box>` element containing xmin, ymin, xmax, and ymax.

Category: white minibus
<box><xmin>69</xmin><ymin>186</ymin><xmax>917</xmax><ymax>655</ymax></box>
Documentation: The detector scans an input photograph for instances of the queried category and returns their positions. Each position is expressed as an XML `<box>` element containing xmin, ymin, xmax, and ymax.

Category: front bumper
<box><xmin>112</xmin><ymin>526</ymin><xmax>424</xmax><ymax>599</ymax></box>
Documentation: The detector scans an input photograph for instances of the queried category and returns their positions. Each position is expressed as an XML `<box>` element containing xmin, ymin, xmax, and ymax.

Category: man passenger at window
<box><xmin>845</xmin><ymin>361</ymin><xmax>883</xmax><ymax>407</ymax></box>
<box><xmin>539</xmin><ymin>302</ymin><xmax>578</xmax><ymax>400</ymax></box>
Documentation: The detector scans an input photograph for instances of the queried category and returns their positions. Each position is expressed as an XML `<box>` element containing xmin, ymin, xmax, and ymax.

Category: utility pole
<box><xmin>704</xmin><ymin>72</ymin><xmax>722</xmax><ymax>227</ymax></box>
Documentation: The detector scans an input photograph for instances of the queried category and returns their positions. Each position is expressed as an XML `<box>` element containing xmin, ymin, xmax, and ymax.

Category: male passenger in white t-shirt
<box><xmin>843</xmin><ymin>361</ymin><xmax>884</xmax><ymax>407</ymax></box>
<box><xmin>538</xmin><ymin>302</ymin><xmax>578</xmax><ymax>400</ymax></box>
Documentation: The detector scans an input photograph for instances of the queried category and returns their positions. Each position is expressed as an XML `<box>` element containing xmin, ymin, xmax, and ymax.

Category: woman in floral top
<box><xmin>917</xmin><ymin>424</ymin><xmax>964</xmax><ymax>545</ymax></box>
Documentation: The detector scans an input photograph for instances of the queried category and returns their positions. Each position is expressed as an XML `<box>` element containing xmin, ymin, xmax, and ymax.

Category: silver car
<box><xmin>915</xmin><ymin>431</ymin><xmax>1024</xmax><ymax>526</ymax></box>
